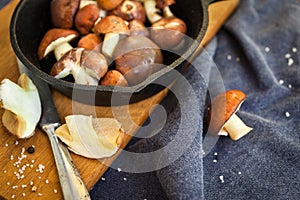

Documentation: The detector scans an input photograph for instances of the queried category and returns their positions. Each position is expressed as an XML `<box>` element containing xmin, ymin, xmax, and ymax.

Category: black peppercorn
<box><xmin>27</xmin><ymin>146</ymin><xmax>35</xmax><ymax>154</ymax></box>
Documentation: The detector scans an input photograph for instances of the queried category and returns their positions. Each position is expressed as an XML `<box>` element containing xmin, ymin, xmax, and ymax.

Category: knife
<box><xmin>17</xmin><ymin>59</ymin><xmax>90</xmax><ymax>200</ymax></box>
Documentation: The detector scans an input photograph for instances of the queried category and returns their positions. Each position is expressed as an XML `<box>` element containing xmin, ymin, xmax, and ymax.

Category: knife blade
<box><xmin>17</xmin><ymin>59</ymin><xmax>90</xmax><ymax>200</ymax></box>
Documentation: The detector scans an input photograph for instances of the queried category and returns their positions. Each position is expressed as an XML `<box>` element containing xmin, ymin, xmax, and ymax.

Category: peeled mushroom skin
<box><xmin>51</xmin><ymin>0</ymin><xmax>80</xmax><ymax>28</ymax></box>
<box><xmin>114</xmin><ymin>35</ymin><xmax>163</xmax><ymax>85</ymax></box>
<box><xmin>112</xmin><ymin>0</ymin><xmax>146</xmax><ymax>23</ymax></box>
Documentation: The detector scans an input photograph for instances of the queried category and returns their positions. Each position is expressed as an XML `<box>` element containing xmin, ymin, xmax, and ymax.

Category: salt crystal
<box><xmin>101</xmin><ymin>177</ymin><xmax>105</xmax><ymax>181</ymax></box>
<box><xmin>278</xmin><ymin>80</ymin><xmax>284</xmax><ymax>85</ymax></box>
<box><xmin>15</xmin><ymin>141</ymin><xmax>19</xmax><ymax>145</ymax></box>
<box><xmin>123</xmin><ymin>178</ymin><xmax>127</xmax><ymax>181</ymax></box>
<box><xmin>288</xmin><ymin>58</ymin><xmax>294</xmax><ymax>66</ymax></box>
<box><xmin>22</xmin><ymin>193</ymin><xmax>26</xmax><ymax>197</ymax></box>
<box><xmin>227</xmin><ymin>55</ymin><xmax>232</xmax><ymax>60</ymax></box>
<box><xmin>3</xmin><ymin>170</ymin><xmax>7</xmax><ymax>174</ymax></box>
<box><xmin>7</xmin><ymin>182</ymin><xmax>10</xmax><ymax>185</ymax></box>
<box><xmin>38</xmin><ymin>193</ymin><xmax>43</xmax><ymax>196</ymax></box>
<box><xmin>117</xmin><ymin>168</ymin><xmax>122</xmax><ymax>172</ymax></box>
<box><xmin>285</xmin><ymin>112</ymin><xmax>290</xmax><ymax>118</ymax></box>
<box><xmin>11</xmin><ymin>194</ymin><xmax>15</xmax><ymax>199</ymax></box>
<box><xmin>285</xmin><ymin>53</ymin><xmax>291</xmax><ymax>58</ymax></box>
<box><xmin>238</xmin><ymin>172</ymin><xmax>242</xmax><ymax>175</ymax></box>
<box><xmin>54</xmin><ymin>189</ymin><xmax>58</xmax><ymax>193</ymax></box>
<box><xmin>265</xmin><ymin>47</ymin><xmax>270</xmax><ymax>52</ymax></box>
<box><xmin>292</xmin><ymin>47</ymin><xmax>297</xmax><ymax>53</ymax></box>
<box><xmin>5</xmin><ymin>143</ymin><xmax>8</xmax><ymax>147</ymax></box>
<box><xmin>214</xmin><ymin>152</ymin><xmax>218</xmax><ymax>156</ymax></box>
<box><xmin>236</xmin><ymin>57</ymin><xmax>240</xmax><ymax>62</ymax></box>
<box><xmin>288</xmin><ymin>84</ymin><xmax>292</xmax><ymax>88</ymax></box>
<box><xmin>219</xmin><ymin>175</ymin><xmax>225</xmax><ymax>183</ymax></box>
<box><xmin>213</xmin><ymin>159</ymin><xmax>217</xmax><ymax>163</ymax></box>
<box><xmin>45</xmin><ymin>179</ymin><xmax>49</xmax><ymax>184</ymax></box>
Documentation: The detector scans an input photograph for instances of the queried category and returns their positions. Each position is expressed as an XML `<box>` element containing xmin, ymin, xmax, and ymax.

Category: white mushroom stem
<box><xmin>0</xmin><ymin>74</ymin><xmax>41</xmax><ymax>138</ymax></box>
<box><xmin>79</xmin><ymin>0</ymin><xmax>97</xmax><ymax>9</ymax></box>
<box><xmin>144</xmin><ymin>0</ymin><xmax>162</xmax><ymax>23</ymax></box>
<box><xmin>54</xmin><ymin>42</ymin><xmax>73</xmax><ymax>61</ymax></box>
<box><xmin>102</xmin><ymin>33</ymin><xmax>121</xmax><ymax>58</ymax></box>
<box><xmin>220</xmin><ymin>113</ymin><xmax>253</xmax><ymax>141</ymax></box>
<box><xmin>163</xmin><ymin>6</ymin><xmax>174</xmax><ymax>18</ymax></box>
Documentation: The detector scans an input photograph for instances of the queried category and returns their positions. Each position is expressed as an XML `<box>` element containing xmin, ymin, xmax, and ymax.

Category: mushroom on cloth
<box><xmin>207</xmin><ymin>90</ymin><xmax>253</xmax><ymax>141</ymax></box>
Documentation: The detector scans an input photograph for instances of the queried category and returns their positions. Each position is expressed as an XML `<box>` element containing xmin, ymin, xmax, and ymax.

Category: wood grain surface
<box><xmin>0</xmin><ymin>0</ymin><xmax>239</xmax><ymax>199</ymax></box>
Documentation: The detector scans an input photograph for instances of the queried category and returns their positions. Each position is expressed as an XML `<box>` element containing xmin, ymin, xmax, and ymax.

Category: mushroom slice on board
<box><xmin>94</xmin><ymin>15</ymin><xmax>130</xmax><ymax>58</ymax></box>
<box><xmin>50</xmin><ymin>48</ymin><xmax>108</xmax><ymax>85</ymax></box>
<box><xmin>0</xmin><ymin>74</ymin><xmax>41</xmax><ymax>138</ymax></box>
<box><xmin>55</xmin><ymin>115</ymin><xmax>124</xmax><ymax>159</ymax></box>
<box><xmin>38</xmin><ymin>28</ymin><xmax>79</xmax><ymax>60</ymax></box>
<box><xmin>207</xmin><ymin>90</ymin><xmax>253</xmax><ymax>141</ymax></box>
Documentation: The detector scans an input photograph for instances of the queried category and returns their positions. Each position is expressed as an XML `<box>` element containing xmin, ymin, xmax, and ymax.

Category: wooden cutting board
<box><xmin>0</xmin><ymin>0</ymin><xmax>239</xmax><ymax>199</ymax></box>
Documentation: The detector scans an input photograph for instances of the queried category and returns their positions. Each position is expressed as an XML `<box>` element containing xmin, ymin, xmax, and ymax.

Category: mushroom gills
<box><xmin>222</xmin><ymin>113</ymin><xmax>253</xmax><ymax>141</ymax></box>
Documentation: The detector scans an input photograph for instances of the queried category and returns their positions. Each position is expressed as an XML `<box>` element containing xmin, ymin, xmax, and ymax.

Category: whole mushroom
<box><xmin>77</xmin><ymin>33</ymin><xmax>103</xmax><ymax>52</ymax></box>
<box><xmin>38</xmin><ymin>28</ymin><xmax>79</xmax><ymax>60</ymax></box>
<box><xmin>207</xmin><ymin>90</ymin><xmax>253</xmax><ymax>141</ymax></box>
<box><xmin>114</xmin><ymin>35</ymin><xmax>163</xmax><ymax>85</ymax></box>
<box><xmin>51</xmin><ymin>0</ymin><xmax>80</xmax><ymax>28</ymax></box>
<box><xmin>93</xmin><ymin>15</ymin><xmax>129</xmax><ymax>58</ymax></box>
<box><xmin>74</xmin><ymin>2</ymin><xmax>100</xmax><ymax>35</ymax></box>
<box><xmin>101</xmin><ymin>70</ymin><xmax>128</xmax><ymax>86</ymax></box>
<box><xmin>51</xmin><ymin>48</ymin><xmax>108</xmax><ymax>85</ymax></box>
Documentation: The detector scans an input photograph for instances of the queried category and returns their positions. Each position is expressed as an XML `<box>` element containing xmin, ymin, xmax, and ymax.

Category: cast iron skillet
<box><xmin>10</xmin><ymin>0</ymin><xmax>211</xmax><ymax>106</ymax></box>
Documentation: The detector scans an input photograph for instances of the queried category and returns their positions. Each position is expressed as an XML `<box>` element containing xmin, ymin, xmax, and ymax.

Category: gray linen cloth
<box><xmin>90</xmin><ymin>0</ymin><xmax>300</xmax><ymax>199</ymax></box>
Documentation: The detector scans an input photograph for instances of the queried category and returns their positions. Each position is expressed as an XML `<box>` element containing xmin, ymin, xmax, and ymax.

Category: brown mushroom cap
<box><xmin>96</xmin><ymin>0</ymin><xmax>124</xmax><ymax>11</ymax></box>
<box><xmin>38</xmin><ymin>28</ymin><xmax>79</xmax><ymax>60</ymax></box>
<box><xmin>129</xmin><ymin>19</ymin><xmax>149</xmax><ymax>37</ymax></box>
<box><xmin>207</xmin><ymin>90</ymin><xmax>247</xmax><ymax>135</ymax></box>
<box><xmin>93</xmin><ymin>15</ymin><xmax>129</xmax><ymax>35</ymax></box>
<box><xmin>51</xmin><ymin>0</ymin><xmax>80</xmax><ymax>28</ymax></box>
<box><xmin>151</xmin><ymin>17</ymin><xmax>187</xmax><ymax>50</ymax></box>
<box><xmin>112</xmin><ymin>0</ymin><xmax>146</xmax><ymax>23</ymax></box>
<box><xmin>81</xmin><ymin>49</ymin><xmax>108</xmax><ymax>79</ymax></box>
<box><xmin>156</xmin><ymin>0</ymin><xmax>176</xmax><ymax>9</ymax></box>
<box><xmin>75</xmin><ymin>4</ymin><xmax>100</xmax><ymax>35</ymax></box>
<box><xmin>101</xmin><ymin>70</ymin><xmax>128</xmax><ymax>86</ymax></box>
<box><xmin>114</xmin><ymin>35</ymin><xmax>163</xmax><ymax>85</ymax></box>
<box><xmin>78</xmin><ymin>33</ymin><xmax>103</xmax><ymax>52</ymax></box>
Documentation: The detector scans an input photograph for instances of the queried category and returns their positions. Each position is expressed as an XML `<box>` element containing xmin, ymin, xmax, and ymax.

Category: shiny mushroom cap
<box><xmin>96</xmin><ymin>0</ymin><xmax>124</xmax><ymax>11</ymax></box>
<box><xmin>51</xmin><ymin>0</ymin><xmax>80</xmax><ymax>28</ymax></box>
<box><xmin>208</xmin><ymin>90</ymin><xmax>253</xmax><ymax>141</ymax></box>
<box><xmin>151</xmin><ymin>17</ymin><xmax>187</xmax><ymax>50</ymax></box>
<box><xmin>93</xmin><ymin>15</ymin><xmax>129</xmax><ymax>35</ymax></box>
<box><xmin>75</xmin><ymin>4</ymin><xmax>100</xmax><ymax>35</ymax></box>
<box><xmin>38</xmin><ymin>28</ymin><xmax>79</xmax><ymax>60</ymax></box>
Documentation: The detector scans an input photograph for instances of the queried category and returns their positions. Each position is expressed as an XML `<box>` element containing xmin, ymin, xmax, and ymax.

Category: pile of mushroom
<box><xmin>38</xmin><ymin>0</ymin><xmax>187</xmax><ymax>86</ymax></box>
